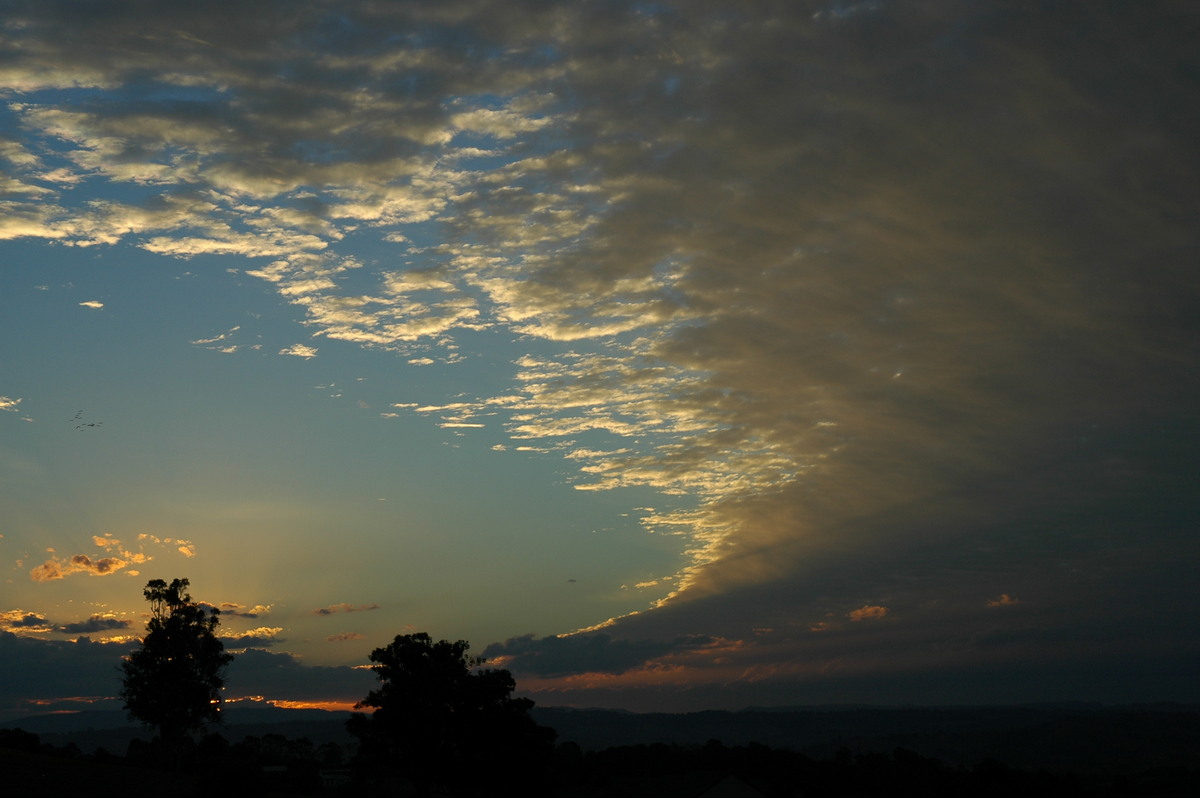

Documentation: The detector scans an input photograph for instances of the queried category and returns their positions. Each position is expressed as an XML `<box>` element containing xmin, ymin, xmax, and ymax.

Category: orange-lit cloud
<box><xmin>222</xmin><ymin>626</ymin><xmax>285</xmax><ymax>647</ymax></box>
<box><xmin>30</xmin><ymin>534</ymin><xmax>192</xmax><ymax>581</ymax></box>
<box><xmin>847</xmin><ymin>606</ymin><xmax>889</xmax><ymax>622</ymax></box>
<box><xmin>240</xmin><ymin>626</ymin><xmax>284</xmax><ymax>638</ymax></box>
<box><xmin>987</xmin><ymin>594</ymin><xmax>1019</xmax><ymax>607</ymax></box>
<box><xmin>509</xmin><ymin>637</ymin><xmax>819</xmax><ymax>695</ymax></box>
<box><xmin>217</xmin><ymin>602</ymin><xmax>273</xmax><ymax>618</ymax></box>
<box><xmin>136</xmin><ymin>533</ymin><xmax>196</xmax><ymax>559</ymax></box>
<box><xmin>267</xmin><ymin>699</ymin><xmax>362</xmax><ymax>712</ymax></box>
<box><xmin>1</xmin><ymin>609</ymin><xmax>52</xmax><ymax>633</ymax></box>
<box><xmin>93</xmin><ymin>535</ymin><xmax>150</xmax><ymax>564</ymax></box>
<box><xmin>30</xmin><ymin>554</ymin><xmax>128</xmax><ymax>581</ymax></box>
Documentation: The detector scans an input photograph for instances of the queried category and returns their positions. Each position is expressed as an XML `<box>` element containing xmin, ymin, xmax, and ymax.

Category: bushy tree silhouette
<box><xmin>120</xmin><ymin>578</ymin><xmax>234</xmax><ymax>741</ymax></box>
<box><xmin>348</xmin><ymin>632</ymin><xmax>555</xmax><ymax>796</ymax></box>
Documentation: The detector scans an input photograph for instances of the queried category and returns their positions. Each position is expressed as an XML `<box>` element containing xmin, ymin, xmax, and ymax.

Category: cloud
<box><xmin>57</xmin><ymin>615</ymin><xmax>131</xmax><ymax>634</ymax></box>
<box><xmin>987</xmin><ymin>594</ymin><xmax>1020</xmax><ymax>608</ymax></box>
<box><xmin>279</xmin><ymin>343</ymin><xmax>318</xmax><ymax>358</ymax></box>
<box><xmin>0</xmin><ymin>396</ymin><xmax>22</xmax><ymax>412</ymax></box>
<box><xmin>30</xmin><ymin>554</ymin><xmax>129</xmax><ymax>581</ymax></box>
<box><xmin>78</xmin><ymin>300</ymin><xmax>103</xmax><ymax>309</ymax></box>
<box><xmin>220</xmin><ymin>647</ymin><xmax>375</xmax><ymax>704</ymax></box>
<box><xmin>217</xmin><ymin>603</ymin><xmax>274</xmax><ymax>618</ymax></box>
<box><xmin>189</xmin><ymin>325</ymin><xmax>264</xmax><ymax>354</ymax></box>
<box><xmin>481</xmin><ymin>632</ymin><xmax>715</xmax><ymax>678</ymax></box>
<box><xmin>0</xmin><ymin>632</ymin><xmax>374</xmax><ymax>720</ymax></box>
<box><xmin>136</xmin><ymin>533</ymin><xmax>196</xmax><ymax>558</ymax></box>
<box><xmin>1</xmin><ymin>610</ymin><xmax>52</xmax><ymax>633</ymax></box>
<box><xmin>327</xmin><ymin>632</ymin><xmax>365</xmax><ymax>643</ymax></box>
<box><xmin>847</xmin><ymin>606</ymin><xmax>889</xmax><ymax>623</ymax></box>
<box><xmin>493</xmin><ymin>565</ymin><xmax>1200</xmax><ymax>709</ymax></box>
<box><xmin>223</xmin><ymin>627</ymin><xmax>284</xmax><ymax>647</ymax></box>
<box><xmin>197</xmin><ymin>601</ymin><xmax>271</xmax><ymax>619</ymax></box>
<box><xmin>30</xmin><ymin>535</ymin><xmax>195</xmax><ymax>581</ymax></box>
<box><xmin>313</xmin><ymin>603</ymin><xmax>379</xmax><ymax>616</ymax></box>
<box><xmin>0</xmin><ymin>632</ymin><xmax>130</xmax><ymax>717</ymax></box>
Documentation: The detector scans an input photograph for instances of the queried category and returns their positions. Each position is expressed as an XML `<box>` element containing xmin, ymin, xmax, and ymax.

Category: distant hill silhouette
<box><xmin>532</xmin><ymin>703</ymin><xmax>1200</xmax><ymax>777</ymax></box>
<box><xmin>3</xmin><ymin>704</ymin><xmax>357</xmax><ymax>755</ymax></box>
<box><xmin>6</xmin><ymin>702</ymin><xmax>1200</xmax><ymax>779</ymax></box>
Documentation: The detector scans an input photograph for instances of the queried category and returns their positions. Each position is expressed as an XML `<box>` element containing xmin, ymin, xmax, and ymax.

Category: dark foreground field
<box><xmin>4</xmin><ymin>703</ymin><xmax>1198</xmax><ymax>796</ymax></box>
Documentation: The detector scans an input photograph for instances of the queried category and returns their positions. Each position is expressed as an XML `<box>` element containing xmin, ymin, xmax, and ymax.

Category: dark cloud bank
<box><xmin>0</xmin><ymin>632</ymin><xmax>372</xmax><ymax>722</ymax></box>
<box><xmin>476</xmin><ymin>0</ymin><xmax>1200</xmax><ymax>707</ymax></box>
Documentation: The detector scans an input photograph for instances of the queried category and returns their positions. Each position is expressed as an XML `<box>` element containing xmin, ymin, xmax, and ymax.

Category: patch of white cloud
<box><xmin>279</xmin><ymin>343</ymin><xmax>319</xmax><ymax>359</ymax></box>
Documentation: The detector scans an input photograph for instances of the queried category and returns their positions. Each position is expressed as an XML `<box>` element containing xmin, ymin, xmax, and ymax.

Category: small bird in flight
<box><xmin>72</xmin><ymin>410</ymin><xmax>102</xmax><ymax>430</ymax></box>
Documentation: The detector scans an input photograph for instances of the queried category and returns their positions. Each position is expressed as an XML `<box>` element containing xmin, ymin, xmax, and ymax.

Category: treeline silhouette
<box><xmin>7</xmin><ymin>724</ymin><xmax>1200</xmax><ymax>797</ymax></box>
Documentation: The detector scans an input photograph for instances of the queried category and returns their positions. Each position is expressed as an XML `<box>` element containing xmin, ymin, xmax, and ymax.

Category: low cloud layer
<box><xmin>0</xmin><ymin>610</ymin><xmax>51</xmax><ymax>633</ymax></box>
<box><xmin>1</xmin><ymin>0</ymin><xmax>1197</xmax><ymax>707</ymax></box>
<box><xmin>0</xmin><ymin>632</ymin><xmax>130</xmax><ymax>718</ymax></box>
<box><xmin>0</xmin><ymin>632</ymin><xmax>373</xmax><ymax>722</ymax></box>
<box><xmin>222</xmin><ymin>627</ymin><xmax>285</xmax><ymax>648</ymax></box>
<box><xmin>57</xmin><ymin>615</ymin><xmax>131</xmax><ymax>634</ymax></box>
<box><xmin>219</xmin><ymin>648</ymin><xmax>374</xmax><ymax>704</ymax></box>
<box><xmin>483</xmin><ymin>632</ymin><xmax>715</xmax><ymax>678</ymax></box>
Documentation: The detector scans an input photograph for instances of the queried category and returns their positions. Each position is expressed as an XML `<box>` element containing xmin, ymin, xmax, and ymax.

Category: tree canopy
<box><xmin>348</xmin><ymin>632</ymin><xmax>555</xmax><ymax>795</ymax></box>
<box><xmin>120</xmin><ymin>578</ymin><xmax>234</xmax><ymax>741</ymax></box>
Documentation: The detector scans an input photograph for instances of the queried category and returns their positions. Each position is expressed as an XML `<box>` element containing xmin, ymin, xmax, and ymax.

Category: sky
<box><xmin>2</xmin><ymin>0</ymin><xmax>1199</xmax><ymax>722</ymax></box>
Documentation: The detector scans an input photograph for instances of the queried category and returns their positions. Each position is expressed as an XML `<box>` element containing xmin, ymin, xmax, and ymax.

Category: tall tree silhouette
<box><xmin>120</xmin><ymin>578</ymin><xmax>234</xmax><ymax>741</ymax></box>
<box><xmin>348</xmin><ymin>632</ymin><xmax>555</xmax><ymax>796</ymax></box>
